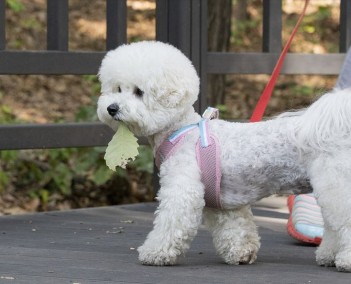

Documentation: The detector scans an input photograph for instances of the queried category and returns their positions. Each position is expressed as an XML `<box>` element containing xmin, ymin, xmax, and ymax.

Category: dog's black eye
<box><xmin>112</xmin><ymin>85</ymin><xmax>121</xmax><ymax>93</ymax></box>
<box><xmin>134</xmin><ymin>87</ymin><xmax>144</xmax><ymax>97</ymax></box>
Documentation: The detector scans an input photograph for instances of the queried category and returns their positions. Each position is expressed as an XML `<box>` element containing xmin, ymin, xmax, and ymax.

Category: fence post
<box><xmin>340</xmin><ymin>0</ymin><xmax>351</xmax><ymax>52</ymax></box>
<box><xmin>154</xmin><ymin>0</ymin><xmax>207</xmax><ymax>192</ymax></box>
<box><xmin>47</xmin><ymin>0</ymin><xmax>68</xmax><ymax>51</ymax></box>
<box><xmin>106</xmin><ymin>0</ymin><xmax>127</xmax><ymax>50</ymax></box>
<box><xmin>0</xmin><ymin>0</ymin><xmax>5</xmax><ymax>50</ymax></box>
<box><xmin>262</xmin><ymin>0</ymin><xmax>282</xmax><ymax>52</ymax></box>
<box><xmin>156</xmin><ymin>0</ymin><xmax>207</xmax><ymax>113</ymax></box>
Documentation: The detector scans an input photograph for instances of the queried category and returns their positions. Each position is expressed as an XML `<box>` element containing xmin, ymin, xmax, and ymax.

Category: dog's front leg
<box><xmin>138</xmin><ymin>170</ymin><xmax>205</xmax><ymax>266</ymax></box>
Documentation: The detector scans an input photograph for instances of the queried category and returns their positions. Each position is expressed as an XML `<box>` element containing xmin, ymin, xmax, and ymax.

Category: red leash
<box><xmin>250</xmin><ymin>0</ymin><xmax>310</xmax><ymax>122</ymax></box>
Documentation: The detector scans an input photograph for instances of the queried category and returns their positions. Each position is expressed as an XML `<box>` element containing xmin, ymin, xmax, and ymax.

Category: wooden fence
<box><xmin>0</xmin><ymin>0</ymin><xmax>350</xmax><ymax>150</ymax></box>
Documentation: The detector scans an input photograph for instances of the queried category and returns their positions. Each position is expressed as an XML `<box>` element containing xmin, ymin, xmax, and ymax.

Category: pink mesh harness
<box><xmin>155</xmin><ymin>108</ymin><xmax>222</xmax><ymax>209</ymax></box>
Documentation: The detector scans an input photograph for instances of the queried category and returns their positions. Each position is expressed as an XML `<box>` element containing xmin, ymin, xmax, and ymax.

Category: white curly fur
<box><xmin>97</xmin><ymin>41</ymin><xmax>351</xmax><ymax>271</ymax></box>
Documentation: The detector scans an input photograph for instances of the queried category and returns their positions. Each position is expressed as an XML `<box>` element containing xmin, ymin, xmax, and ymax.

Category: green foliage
<box><xmin>130</xmin><ymin>146</ymin><xmax>154</xmax><ymax>174</ymax></box>
<box><xmin>231</xmin><ymin>16</ymin><xmax>260</xmax><ymax>47</ymax></box>
<box><xmin>21</xmin><ymin>17</ymin><xmax>41</xmax><ymax>29</ymax></box>
<box><xmin>75</xmin><ymin>76</ymin><xmax>100</xmax><ymax>122</ymax></box>
<box><xmin>83</xmin><ymin>75</ymin><xmax>101</xmax><ymax>95</ymax></box>
<box><xmin>316</xmin><ymin>6</ymin><xmax>332</xmax><ymax>21</ymax></box>
<box><xmin>0</xmin><ymin>171</ymin><xmax>9</xmax><ymax>192</ymax></box>
<box><xmin>302</xmin><ymin>6</ymin><xmax>331</xmax><ymax>34</ymax></box>
<box><xmin>292</xmin><ymin>85</ymin><xmax>315</xmax><ymax>97</ymax></box>
<box><xmin>0</xmin><ymin>144</ymin><xmax>154</xmax><ymax>210</ymax></box>
<box><xmin>215</xmin><ymin>104</ymin><xmax>230</xmax><ymax>120</ymax></box>
<box><xmin>6</xmin><ymin>0</ymin><xmax>24</xmax><ymax>12</ymax></box>
<box><xmin>0</xmin><ymin>101</ymin><xmax>16</xmax><ymax>123</ymax></box>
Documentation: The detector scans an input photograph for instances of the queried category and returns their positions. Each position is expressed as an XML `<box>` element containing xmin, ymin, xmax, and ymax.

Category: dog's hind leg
<box><xmin>310</xmin><ymin>153</ymin><xmax>351</xmax><ymax>272</ymax></box>
<box><xmin>203</xmin><ymin>206</ymin><xmax>260</xmax><ymax>264</ymax></box>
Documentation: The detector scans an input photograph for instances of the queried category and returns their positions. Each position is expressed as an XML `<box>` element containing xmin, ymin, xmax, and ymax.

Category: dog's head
<box><xmin>97</xmin><ymin>41</ymin><xmax>200</xmax><ymax>136</ymax></box>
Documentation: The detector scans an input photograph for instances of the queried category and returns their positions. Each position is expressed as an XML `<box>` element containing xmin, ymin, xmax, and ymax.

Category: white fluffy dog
<box><xmin>97</xmin><ymin>41</ymin><xmax>351</xmax><ymax>271</ymax></box>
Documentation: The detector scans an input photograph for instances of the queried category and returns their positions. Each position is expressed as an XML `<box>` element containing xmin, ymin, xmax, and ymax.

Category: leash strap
<box><xmin>250</xmin><ymin>0</ymin><xmax>310</xmax><ymax>122</ymax></box>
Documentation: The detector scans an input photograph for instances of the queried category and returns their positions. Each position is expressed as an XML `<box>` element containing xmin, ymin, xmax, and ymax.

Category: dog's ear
<box><xmin>158</xmin><ymin>89</ymin><xmax>186</xmax><ymax>108</ymax></box>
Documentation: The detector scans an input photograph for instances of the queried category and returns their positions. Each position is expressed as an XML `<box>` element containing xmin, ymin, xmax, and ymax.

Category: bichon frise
<box><xmin>97</xmin><ymin>41</ymin><xmax>351</xmax><ymax>271</ymax></box>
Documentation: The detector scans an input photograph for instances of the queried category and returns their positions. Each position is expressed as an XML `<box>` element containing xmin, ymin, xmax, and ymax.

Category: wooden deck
<box><xmin>0</xmin><ymin>197</ymin><xmax>349</xmax><ymax>284</ymax></box>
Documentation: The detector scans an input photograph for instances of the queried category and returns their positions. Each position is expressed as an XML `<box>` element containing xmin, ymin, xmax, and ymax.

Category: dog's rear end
<box><xmin>292</xmin><ymin>88</ymin><xmax>351</xmax><ymax>271</ymax></box>
<box><xmin>291</xmin><ymin>88</ymin><xmax>351</xmax><ymax>153</ymax></box>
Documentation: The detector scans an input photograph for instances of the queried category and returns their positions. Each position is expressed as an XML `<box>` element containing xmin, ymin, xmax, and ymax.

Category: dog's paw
<box><xmin>212</xmin><ymin>229</ymin><xmax>260</xmax><ymax>265</ymax></box>
<box><xmin>316</xmin><ymin>257</ymin><xmax>335</xmax><ymax>267</ymax></box>
<box><xmin>137</xmin><ymin>245</ymin><xmax>178</xmax><ymax>266</ymax></box>
<box><xmin>316</xmin><ymin>247</ymin><xmax>335</xmax><ymax>267</ymax></box>
<box><xmin>215</xmin><ymin>237</ymin><xmax>260</xmax><ymax>265</ymax></box>
<box><xmin>335</xmin><ymin>251</ymin><xmax>351</xmax><ymax>272</ymax></box>
<box><xmin>223</xmin><ymin>242</ymin><xmax>259</xmax><ymax>265</ymax></box>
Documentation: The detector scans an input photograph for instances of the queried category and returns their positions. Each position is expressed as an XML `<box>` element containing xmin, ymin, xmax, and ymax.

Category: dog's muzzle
<box><xmin>107</xmin><ymin>103</ymin><xmax>119</xmax><ymax>117</ymax></box>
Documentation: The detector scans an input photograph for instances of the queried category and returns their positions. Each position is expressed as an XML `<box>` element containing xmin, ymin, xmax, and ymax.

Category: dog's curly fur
<box><xmin>97</xmin><ymin>41</ymin><xmax>351</xmax><ymax>271</ymax></box>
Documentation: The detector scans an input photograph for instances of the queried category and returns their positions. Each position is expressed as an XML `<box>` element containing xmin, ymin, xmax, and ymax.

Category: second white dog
<box><xmin>97</xmin><ymin>41</ymin><xmax>351</xmax><ymax>271</ymax></box>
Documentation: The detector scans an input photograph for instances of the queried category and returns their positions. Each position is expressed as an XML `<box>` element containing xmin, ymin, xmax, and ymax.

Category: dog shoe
<box><xmin>287</xmin><ymin>194</ymin><xmax>324</xmax><ymax>245</ymax></box>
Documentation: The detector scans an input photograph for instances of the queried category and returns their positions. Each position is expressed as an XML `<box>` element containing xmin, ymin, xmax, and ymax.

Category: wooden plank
<box><xmin>0</xmin><ymin>123</ymin><xmax>113</xmax><ymax>150</ymax></box>
<box><xmin>106</xmin><ymin>0</ymin><xmax>127</xmax><ymax>50</ymax></box>
<box><xmin>0</xmin><ymin>122</ymin><xmax>148</xmax><ymax>150</ymax></box>
<box><xmin>340</xmin><ymin>0</ymin><xmax>351</xmax><ymax>52</ymax></box>
<box><xmin>207</xmin><ymin>52</ymin><xmax>346</xmax><ymax>74</ymax></box>
<box><xmin>0</xmin><ymin>51</ymin><xmax>346</xmax><ymax>76</ymax></box>
<box><xmin>191</xmin><ymin>0</ymin><xmax>207</xmax><ymax>113</ymax></box>
<box><xmin>0</xmin><ymin>123</ymin><xmax>109</xmax><ymax>150</ymax></box>
<box><xmin>168</xmin><ymin>0</ymin><xmax>191</xmax><ymax>57</ymax></box>
<box><xmin>0</xmin><ymin>0</ymin><xmax>5</xmax><ymax>50</ymax></box>
<box><xmin>191</xmin><ymin>0</ymin><xmax>201</xmax><ymax>75</ymax></box>
<box><xmin>0</xmin><ymin>51</ymin><xmax>105</xmax><ymax>74</ymax></box>
<box><xmin>156</xmin><ymin>0</ymin><xmax>169</xmax><ymax>42</ymax></box>
<box><xmin>0</xmin><ymin>201</ymin><xmax>350</xmax><ymax>283</ymax></box>
<box><xmin>47</xmin><ymin>0</ymin><xmax>68</xmax><ymax>51</ymax></box>
<box><xmin>262</xmin><ymin>0</ymin><xmax>282</xmax><ymax>52</ymax></box>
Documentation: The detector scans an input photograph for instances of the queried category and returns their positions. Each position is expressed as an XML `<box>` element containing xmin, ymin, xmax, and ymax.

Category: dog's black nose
<box><xmin>107</xmin><ymin>103</ymin><xmax>119</xmax><ymax>117</ymax></box>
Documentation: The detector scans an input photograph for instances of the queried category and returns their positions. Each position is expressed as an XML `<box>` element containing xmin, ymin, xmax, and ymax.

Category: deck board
<box><xmin>0</xmin><ymin>198</ymin><xmax>348</xmax><ymax>284</ymax></box>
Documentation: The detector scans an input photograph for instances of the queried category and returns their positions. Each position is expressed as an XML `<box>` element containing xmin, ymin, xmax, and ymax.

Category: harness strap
<box><xmin>196</xmin><ymin>121</ymin><xmax>222</xmax><ymax>208</ymax></box>
<box><xmin>156</xmin><ymin>110</ymin><xmax>223</xmax><ymax>209</ymax></box>
<box><xmin>155</xmin><ymin>124</ymin><xmax>197</xmax><ymax>169</ymax></box>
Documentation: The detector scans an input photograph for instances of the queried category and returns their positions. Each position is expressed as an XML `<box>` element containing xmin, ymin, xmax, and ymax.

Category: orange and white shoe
<box><xmin>287</xmin><ymin>194</ymin><xmax>324</xmax><ymax>245</ymax></box>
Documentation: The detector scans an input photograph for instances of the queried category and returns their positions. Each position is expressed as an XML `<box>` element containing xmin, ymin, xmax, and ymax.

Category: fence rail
<box><xmin>0</xmin><ymin>51</ymin><xmax>104</xmax><ymax>74</ymax></box>
<box><xmin>0</xmin><ymin>123</ymin><xmax>112</xmax><ymax>150</ymax></box>
<box><xmin>0</xmin><ymin>0</ymin><xmax>350</xmax><ymax>151</ymax></box>
<box><xmin>207</xmin><ymin>53</ymin><xmax>346</xmax><ymax>75</ymax></box>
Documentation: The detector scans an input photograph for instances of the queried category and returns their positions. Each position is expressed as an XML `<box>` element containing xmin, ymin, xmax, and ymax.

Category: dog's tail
<box><xmin>291</xmin><ymin>88</ymin><xmax>351</xmax><ymax>153</ymax></box>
